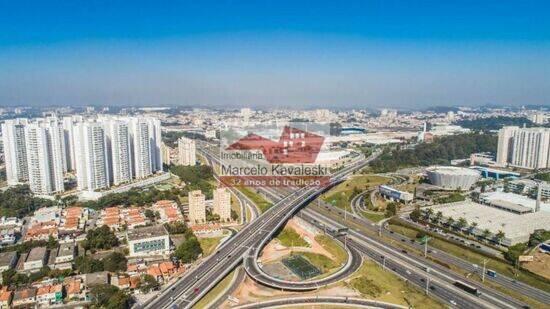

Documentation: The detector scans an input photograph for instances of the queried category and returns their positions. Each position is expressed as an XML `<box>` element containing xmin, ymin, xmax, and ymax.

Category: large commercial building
<box><xmin>426</xmin><ymin>166</ymin><xmax>481</xmax><ymax>191</ymax></box>
<box><xmin>188</xmin><ymin>190</ymin><xmax>206</xmax><ymax>224</ymax></box>
<box><xmin>426</xmin><ymin>201</ymin><xmax>550</xmax><ymax>246</ymax></box>
<box><xmin>178</xmin><ymin>137</ymin><xmax>196</xmax><ymax>166</ymax></box>
<box><xmin>378</xmin><ymin>185</ymin><xmax>413</xmax><ymax>203</ymax></box>
<box><xmin>2</xmin><ymin>115</ymin><xmax>163</xmax><ymax>195</ymax></box>
<box><xmin>127</xmin><ymin>225</ymin><xmax>170</xmax><ymax>257</ymax></box>
<box><xmin>213</xmin><ymin>187</ymin><xmax>231</xmax><ymax>221</ymax></box>
<box><xmin>497</xmin><ymin>126</ymin><xmax>550</xmax><ymax>169</ymax></box>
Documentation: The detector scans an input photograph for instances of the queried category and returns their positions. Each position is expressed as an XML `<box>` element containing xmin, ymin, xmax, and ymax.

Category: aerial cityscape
<box><xmin>0</xmin><ymin>2</ymin><xmax>549</xmax><ymax>309</ymax></box>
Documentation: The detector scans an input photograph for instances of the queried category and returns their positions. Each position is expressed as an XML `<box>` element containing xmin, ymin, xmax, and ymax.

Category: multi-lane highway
<box><xmin>152</xmin><ymin>142</ymin><xmax>548</xmax><ymax>309</ymax></box>
<box><xmin>202</xmin><ymin>147</ymin><xmax>510</xmax><ymax>308</ymax></box>
<box><xmin>144</xmin><ymin>147</ymin><xmax>371</xmax><ymax>309</ymax></box>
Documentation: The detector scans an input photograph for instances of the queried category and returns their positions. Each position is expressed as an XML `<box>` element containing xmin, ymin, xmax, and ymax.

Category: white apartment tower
<box><xmin>1</xmin><ymin>118</ymin><xmax>29</xmax><ymax>185</ymax></box>
<box><xmin>188</xmin><ymin>190</ymin><xmax>206</xmax><ymax>224</ymax></box>
<box><xmin>104</xmin><ymin>119</ymin><xmax>132</xmax><ymax>185</ymax></box>
<box><xmin>178</xmin><ymin>137</ymin><xmax>196</xmax><ymax>166</ymax></box>
<box><xmin>497</xmin><ymin>126</ymin><xmax>550</xmax><ymax>169</ymax></box>
<box><xmin>129</xmin><ymin>118</ymin><xmax>151</xmax><ymax>179</ymax></box>
<box><xmin>73</xmin><ymin>121</ymin><xmax>110</xmax><ymax>191</ymax></box>
<box><xmin>24</xmin><ymin>122</ymin><xmax>65</xmax><ymax>195</ymax></box>
<box><xmin>213</xmin><ymin>187</ymin><xmax>231</xmax><ymax>222</ymax></box>
<box><xmin>62</xmin><ymin>115</ymin><xmax>83</xmax><ymax>171</ymax></box>
<box><xmin>496</xmin><ymin>126</ymin><xmax>519</xmax><ymax>166</ymax></box>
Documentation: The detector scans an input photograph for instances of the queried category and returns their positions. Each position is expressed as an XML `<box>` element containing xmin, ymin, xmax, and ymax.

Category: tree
<box><xmin>528</xmin><ymin>229</ymin><xmax>550</xmax><ymax>247</ymax></box>
<box><xmin>494</xmin><ymin>230</ymin><xmax>506</xmax><ymax>246</ymax></box>
<box><xmin>482</xmin><ymin>229</ymin><xmax>492</xmax><ymax>241</ymax></box>
<box><xmin>456</xmin><ymin>217</ymin><xmax>468</xmax><ymax>232</ymax></box>
<box><xmin>144</xmin><ymin>209</ymin><xmax>156</xmax><ymax>220</ymax></box>
<box><xmin>446</xmin><ymin>217</ymin><xmax>455</xmax><ymax>227</ymax></box>
<box><xmin>102</xmin><ymin>252</ymin><xmax>128</xmax><ymax>272</ymax></box>
<box><xmin>434</xmin><ymin>211</ymin><xmax>443</xmax><ymax>223</ymax></box>
<box><xmin>139</xmin><ymin>274</ymin><xmax>160</xmax><ymax>293</ymax></box>
<box><xmin>75</xmin><ymin>256</ymin><xmax>104</xmax><ymax>274</ymax></box>
<box><xmin>83</xmin><ymin>225</ymin><xmax>119</xmax><ymax>251</ymax></box>
<box><xmin>504</xmin><ymin>243</ymin><xmax>528</xmax><ymax>263</ymax></box>
<box><xmin>175</xmin><ymin>235</ymin><xmax>203</xmax><ymax>263</ymax></box>
<box><xmin>409</xmin><ymin>209</ymin><xmax>422</xmax><ymax>222</ymax></box>
<box><xmin>385</xmin><ymin>202</ymin><xmax>399</xmax><ymax>218</ymax></box>
<box><xmin>469</xmin><ymin>222</ymin><xmax>478</xmax><ymax>235</ymax></box>
<box><xmin>90</xmin><ymin>284</ymin><xmax>130</xmax><ymax>309</ymax></box>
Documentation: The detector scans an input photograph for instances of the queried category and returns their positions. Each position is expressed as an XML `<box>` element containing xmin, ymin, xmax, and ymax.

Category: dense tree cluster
<box><xmin>81</xmin><ymin>187</ymin><xmax>185</xmax><ymax>210</ymax></box>
<box><xmin>534</xmin><ymin>172</ymin><xmax>550</xmax><ymax>182</ymax></box>
<box><xmin>162</xmin><ymin>131</ymin><xmax>206</xmax><ymax>148</ymax></box>
<box><xmin>174</xmin><ymin>229</ymin><xmax>203</xmax><ymax>263</ymax></box>
<box><xmin>0</xmin><ymin>185</ymin><xmax>54</xmax><ymax>218</ymax></box>
<box><xmin>90</xmin><ymin>284</ymin><xmax>131</xmax><ymax>309</ymax></box>
<box><xmin>369</xmin><ymin>133</ymin><xmax>497</xmax><ymax>173</ymax></box>
<box><xmin>82</xmin><ymin>225</ymin><xmax>120</xmax><ymax>251</ymax></box>
<box><xmin>74</xmin><ymin>252</ymin><xmax>127</xmax><ymax>274</ymax></box>
<box><xmin>454</xmin><ymin>116</ymin><xmax>534</xmax><ymax>132</ymax></box>
<box><xmin>169</xmin><ymin>165</ymin><xmax>214</xmax><ymax>198</ymax></box>
<box><xmin>528</xmin><ymin>229</ymin><xmax>550</xmax><ymax>247</ymax></box>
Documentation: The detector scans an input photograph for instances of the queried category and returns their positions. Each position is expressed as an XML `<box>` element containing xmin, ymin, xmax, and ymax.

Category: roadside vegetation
<box><xmin>348</xmin><ymin>260</ymin><xmax>444</xmax><ymax>308</ymax></box>
<box><xmin>237</xmin><ymin>186</ymin><xmax>273</xmax><ymax>213</ymax></box>
<box><xmin>277</xmin><ymin>227</ymin><xmax>310</xmax><ymax>247</ymax></box>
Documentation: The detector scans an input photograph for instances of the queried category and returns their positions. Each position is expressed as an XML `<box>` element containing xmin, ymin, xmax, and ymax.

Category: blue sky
<box><xmin>1</xmin><ymin>1</ymin><xmax>549</xmax><ymax>108</ymax></box>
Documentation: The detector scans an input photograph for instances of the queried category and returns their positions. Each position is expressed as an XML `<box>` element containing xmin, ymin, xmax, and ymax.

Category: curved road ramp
<box><xmin>233</xmin><ymin>296</ymin><xmax>407</xmax><ymax>309</ymax></box>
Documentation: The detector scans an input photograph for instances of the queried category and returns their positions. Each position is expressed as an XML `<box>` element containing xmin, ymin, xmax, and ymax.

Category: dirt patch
<box><xmin>522</xmin><ymin>251</ymin><xmax>550</xmax><ymax>280</ymax></box>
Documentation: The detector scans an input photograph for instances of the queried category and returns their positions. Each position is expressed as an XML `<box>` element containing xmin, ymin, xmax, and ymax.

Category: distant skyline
<box><xmin>1</xmin><ymin>1</ymin><xmax>549</xmax><ymax>108</ymax></box>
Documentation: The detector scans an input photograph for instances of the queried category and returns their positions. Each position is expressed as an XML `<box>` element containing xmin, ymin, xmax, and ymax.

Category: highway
<box><xmin>203</xmin><ymin>147</ymin><xmax>507</xmax><ymax>308</ymax></box>
<box><xmin>156</xmin><ymin>143</ymin><xmax>547</xmax><ymax>309</ymax></box>
<box><xmin>144</xmin><ymin>147</ymin><xmax>372</xmax><ymax>309</ymax></box>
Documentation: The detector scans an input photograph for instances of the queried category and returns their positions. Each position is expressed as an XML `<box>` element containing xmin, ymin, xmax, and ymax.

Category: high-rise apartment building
<box><xmin>188</xmin><ymin>190</ymin><xmax>206</xmax><ymax>224</ymax></box>
<box><xmin>62</xmin><ymin>115</ymin><xmax>83</xmax><ymax>171</ymax></box>
<box><xmin>104</xmin><ymin>119</ymin><xmax>132</xmax><ymax>186</ymax></box>
<box><xmin>213</xmin><ymin>187</ymin><xmax>231</xmax><ymax>222</ymax></box>
<box><xmin>497</xmin><ymin>126</ymin><xmax>550</xmax><ymax>169</ymax></box>
<box><xmin>2</xmin><ymin>118</ymin><xmax>29</xmax><ymax>185</ymax></box>
<box><xmin>24</xmin><ymin>121</ymin><xmax>65</xmax><ymax>195</ymax></box>
<box><xmin>73</xmin><ymin>121</ymin><xmax>110</xmax><ymax>191</ymax></box>
<box><xmin>178</xmin><ymin>137</ymin><xmax>196</xmax><ymax>166</ymax></box>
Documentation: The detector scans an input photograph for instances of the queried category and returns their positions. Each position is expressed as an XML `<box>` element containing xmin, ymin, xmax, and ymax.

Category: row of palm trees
<box><xmin>421</xmin><ymin>208</ymin><xmax>506</xmax><ymax>246</ymax></box>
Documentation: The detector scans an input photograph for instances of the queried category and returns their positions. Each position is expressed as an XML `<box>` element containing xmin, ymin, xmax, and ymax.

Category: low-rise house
<box><xmin>48</xmin><ymin>242</ymin><xmax>76</xmax><ymax>270</ymax></box>
<box><xmin>0</xmin><ymin>287</ymin><xmax>12</xmax><ymax>309</ymax></box>
<box><xmin>112</xmin><ymin>275</ymin><xmax>140</xmax><ymax>290</ymax></box>
<box><xmin>191</xmin><ymin>223</ymin><xmax>223</xmax><ymax>237</ymax></box>
<box><xmin>20</xmin><ymin>247</ymin><xmax>48</xmax><ymax>273</ymax></box>
<box><xmin>0</xmin><ymin>217</ymin><xmax>23</xmax><ymax>230</ymax></box>
<box><xmin>64</xmin><ymin>278</ymin><xmax>85</xmax><ymax>301</ymax></box>
<box><xmin>12</xmin><ymin>288</ymin><xmax>36</xmax><ymax>308</ymax></box>
<box><xmin>0</xmin><ymin>229</ymin><xmax>17</xmax><ymax>246</ymax></box>
<box><xmin>127</xmin><ymin>225</ymin><xmax>170</xmax><ymax>257</ymax></box>
<box><xmin>32</xmin><ymin>206</ymin><xmax>61</xmax><ymax>225</ymax></box>
<box><xmin>36</xmin><ymin>284</ymin><xmax>63</xmax><ymax>306</ymax></box>
<box><xmin>0</xmin><ymin>251</ymin><xmax>18</xmax><ymax>283</ymax></box>
<box><xmin>25</xmin><ymin>221</ymin><xmax>58</xmax><ymax>242</ymax></box>
<box><xmin>152</xmin><ymin>200</ymin><xmax>184</xmax><ymax>223</ymax></box>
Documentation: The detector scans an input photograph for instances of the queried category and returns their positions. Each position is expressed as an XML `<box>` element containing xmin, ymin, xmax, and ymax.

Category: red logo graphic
<box><xmin>226</xmin><ymin>126</ymin><xmax>324</xmax><ymax>163</ymax></box>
